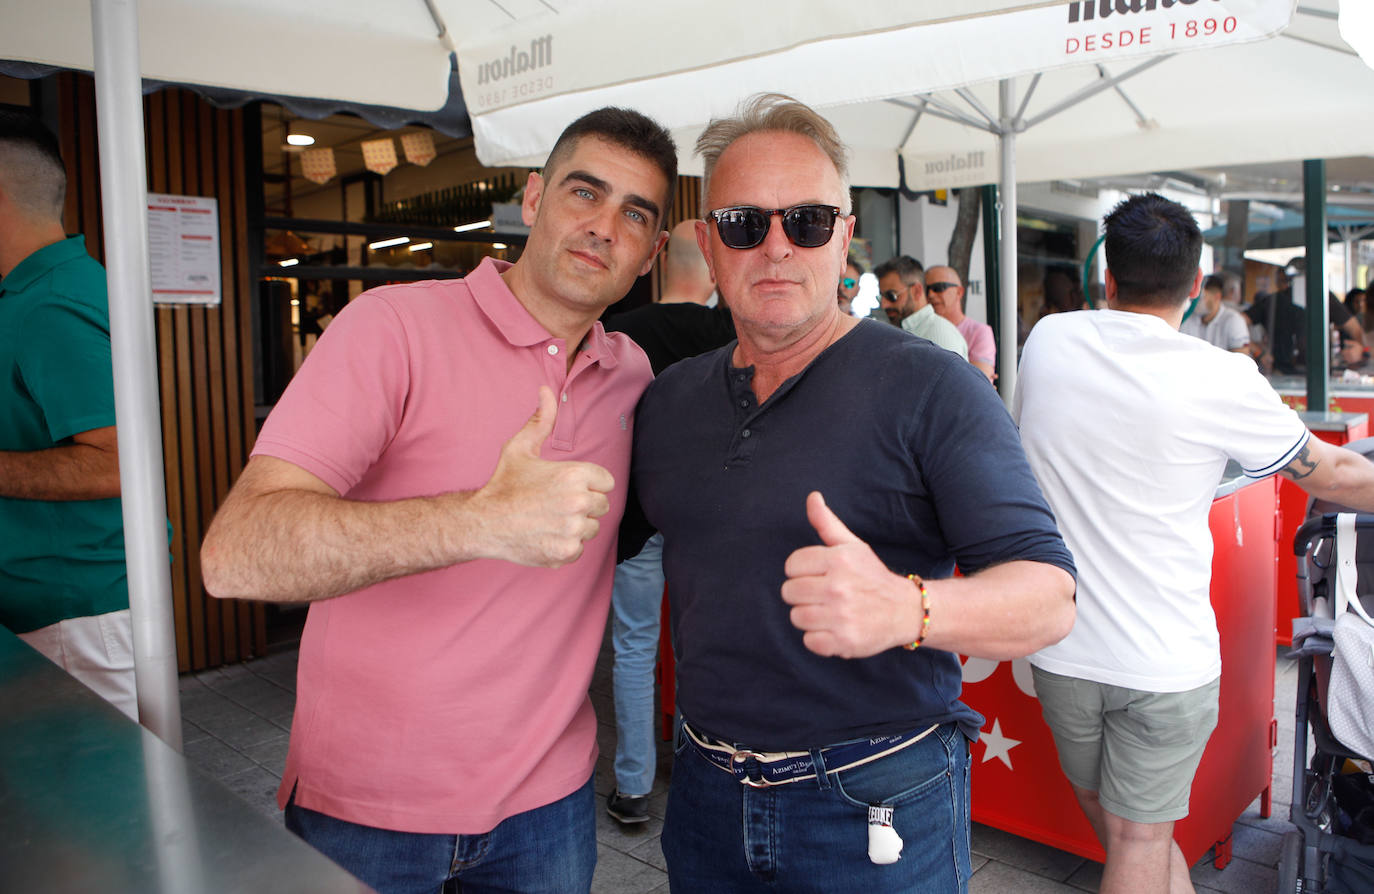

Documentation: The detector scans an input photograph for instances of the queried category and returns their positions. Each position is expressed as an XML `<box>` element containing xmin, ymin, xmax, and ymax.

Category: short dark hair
<box><xmin>1102</xmin><ymin>192</ymin><xmax>1202</xmax><ymax>308</ymax></box>
<box><xmin>873</xmin><ymin>255</ymin><xmax>924</xmax><ymax>286</ymax></box>
<box><xmin>0</xmin><ymin>109</ymin><xmax>66</xmax><ymax>219</ymax></box>
<box><xmin>542</xmin><ymin>107</ymin><xmax>677</xmax><ymax>224</ymax></box>
<box><xmin>1201</xmin><ymin>274</ymin><xmax>1224</xmax><ymax>293</ymax></box>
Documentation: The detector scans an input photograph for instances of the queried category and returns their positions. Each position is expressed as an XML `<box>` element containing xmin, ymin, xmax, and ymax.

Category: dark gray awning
<box><xmin>0</xmin><ymin>57</ymin><xmax>472</xmax><ymax>138</ymax></box>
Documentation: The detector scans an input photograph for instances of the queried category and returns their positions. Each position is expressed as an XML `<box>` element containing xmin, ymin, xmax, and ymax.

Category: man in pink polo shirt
<box><xmin>200</xmin><ymin>108</ymin><xmax>676</xmax><ymax>894</ymax></box>
<box><xmin>927</xmin><ymin>265</ymin><xmax>997</xmax><ymax>384</ymax></box>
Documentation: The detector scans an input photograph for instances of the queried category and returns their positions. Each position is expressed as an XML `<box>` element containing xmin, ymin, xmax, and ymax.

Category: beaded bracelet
<box><xmin>902</xmin><ymin>574</ymin><xmax>931</xmax><ymax>651</ymax></box>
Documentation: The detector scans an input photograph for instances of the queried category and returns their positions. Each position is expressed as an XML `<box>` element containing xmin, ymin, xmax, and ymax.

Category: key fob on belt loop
<box><xmin>867</xmin><ymin>804</ymin><xmax>903</xmax><ymax>864</ymax></box>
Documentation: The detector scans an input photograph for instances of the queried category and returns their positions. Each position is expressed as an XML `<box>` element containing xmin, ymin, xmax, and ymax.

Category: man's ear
<box><xmin>638</xmin><ymin>229</ymin><xmax>671</xmax><ymax>277</ymax></box>
<box><xmin>521</xmin><ymin>171</ymin><xmax>544</xmax><ymax>227</ymax></box>
<box><xmin>1187</xmin><ymin>267</ymin><xmax>1204</xmax><ymax>299</ymax></box>
<box><xmin>1103</xmin><ymin>269</ymin><xmax>1119</xmax><ymax>307</ymax></box>
<box><xmin>695</xmin><ymin>219</ymin><xmax>717</xmax><ymax>283</ymax></box>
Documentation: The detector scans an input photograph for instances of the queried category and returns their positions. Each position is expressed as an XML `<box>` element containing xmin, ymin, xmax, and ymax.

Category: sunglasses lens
<box><xmin>781</xmin><ymin>205</ymin><xmax>837</xmax><ymax>247</ymax></box>
<box><xmin>842</xmin><ymin>277</ymin><xmax>857</xmax><ymax>290</ymax></box>
<box><xmin>714</xmin><ymin>208</ymin><xmax>769</xmax><ymax>249</ymax></box>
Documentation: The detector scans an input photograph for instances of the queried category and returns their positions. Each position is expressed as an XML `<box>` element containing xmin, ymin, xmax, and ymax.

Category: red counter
<box><xmin>961</xmin><ymin>475</ymin><xmax>1278</xmax><ymax>868</ymax></box>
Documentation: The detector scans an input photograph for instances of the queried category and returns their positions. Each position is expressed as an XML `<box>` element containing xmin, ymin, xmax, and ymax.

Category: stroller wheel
<box><xmin>1278</xmin><ymin>829</ymin><xmax>1302</xmax><ymax>892</ymax></box>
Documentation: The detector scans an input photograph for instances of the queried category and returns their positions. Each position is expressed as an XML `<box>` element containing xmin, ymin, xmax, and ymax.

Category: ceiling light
<box><xmin>453</xmin><ymin>220</ymin><xmax>492</xmax><ymax>233</ymax></box>
<box><xmin>286</xmin><ymin>133</ymin><xmax>315</xmax><ymax>147</ymax></box>
<box><xmin>492</xmin><ymin>243</ymin><xmax>508</xmax><ymax>250</ymax></box>
<box><xmin>278</xmin><ymin>258</ymin><xmax>300</xmax><ymax>267</ymax></box>
<box><xmin>409</xmin><ymin>242</ymin><xmax>433</xmax><ymax>252</ymax></box>
<box><xmin>369</xmin><ymin>236</ymin><xmax>410</xmax><ymax>250</ymax></box>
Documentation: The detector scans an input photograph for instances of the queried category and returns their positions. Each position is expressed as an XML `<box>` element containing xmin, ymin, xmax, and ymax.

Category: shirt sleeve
<box><xmin>252</xmin><ymin>293</ymin><xmax>411</xmax><ymax>495</ymax></box>
<box><xmin>967</xmin><ymin>323</ymin><xmax>996</xmax><ymax>364</ymax></box>
<box><xmin>1223</xmin><ymin>362</ymin><xmax>1311</xmax><ymax>478</ymax></box>
<box><xmin>1330</xmin><ymin>295</ymin><xmax>1354</xmax><ymax>328</ymax></box>
<box><xmin>931</xmin><ymin>320</ymin><xmax>969</xmax><ymax>360</ymax></box>
<box><xmin>914</xmin><ymin>355</ymin><xmax>1075</xmax><ymax>578</ymax></box>
<box><xmin>1223</xmin><ymin>311</ymin><xmax>1250</xmax><ymax>351</ymax></box>
<box><xmin>16</xmin><ymin>301</ymin><xmax>116</xmax><ymax>443</ymax></box>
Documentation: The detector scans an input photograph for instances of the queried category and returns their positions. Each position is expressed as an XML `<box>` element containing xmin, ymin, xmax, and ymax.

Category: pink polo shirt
<box><xmin>955</xmin><ymin>315</ymin><xmax>996</xmax><ymax>366</ymax></box>
<box><xmin>253</xmin><ymin>258</ymin><xmax>652</xmax><ymax>833</ymax></box>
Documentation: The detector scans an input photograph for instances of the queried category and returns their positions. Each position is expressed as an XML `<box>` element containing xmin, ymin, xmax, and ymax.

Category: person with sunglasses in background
<box><xmin>874</xmin><ymin>255</ymin><xmax>967</xmax><ymax>361</ymax></box>
<box><xmin>837</xmin><ymin>255</ymin><xmax>863</xmax><ymax>316</ymax></box>
<box><xmin>628</xmin><ymin>93</ymin><xmax>1076</xmax><ymax>893</ymax></box>
<box><xmin>926</xmin><ymin>266</ymin><xmax>997</xmax><ymax>384</ymax></box>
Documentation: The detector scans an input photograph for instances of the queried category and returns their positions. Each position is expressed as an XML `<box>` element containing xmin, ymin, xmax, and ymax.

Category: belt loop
<box><xmin>811</xmin><ymin>747</ymin><xmax>832</xmax><ymax>790</ymax></box>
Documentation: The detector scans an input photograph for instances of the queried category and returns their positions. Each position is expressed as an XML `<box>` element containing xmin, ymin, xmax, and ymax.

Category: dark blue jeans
<box><xmin>662</xmin><ymin>722</ymin><xmax>972</xmax><ymax>892</ymax></box>
<box><xmin>284</xmin><ymin>775</ymin><xmax>596</xmax><ymax>894</ymax></box>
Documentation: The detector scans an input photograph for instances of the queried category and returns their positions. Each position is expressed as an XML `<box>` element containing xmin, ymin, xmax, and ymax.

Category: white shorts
<box><xmin>20</xmin><ymin>608</ymin><xmax>137</xmax><ymax>721</ymax></box>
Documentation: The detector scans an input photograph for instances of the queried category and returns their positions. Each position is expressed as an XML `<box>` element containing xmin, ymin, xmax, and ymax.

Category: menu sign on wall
<box><xmin>147</xmin><ymin>193</ymin><xmax>220</xmax><ymax>305</ymax></box>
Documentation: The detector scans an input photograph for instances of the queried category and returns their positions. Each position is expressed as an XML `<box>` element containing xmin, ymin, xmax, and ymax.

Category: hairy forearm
<box><xmin>201</xmin><ymin>487</ymin><xmax>485</xmax><ymax>603</ymax></box>
<box><xmin>920</xmin><ymin>560</ymin><xmax>1076</xmax><ymax>660</ymax></box>
<box><xmin>0</xmin><ymin>444</ymin><xmax>120</xmax><ymax>500</ymax></box>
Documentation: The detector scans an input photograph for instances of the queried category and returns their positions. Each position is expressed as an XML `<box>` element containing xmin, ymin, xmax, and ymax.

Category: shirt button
<box><xmin>561</xmin><ymin>392</ymin><xmax>568</xmax><ymax>402</ymax></box>
<box><xmin>548</xmin><ymin>345</ymin><xmax>559</xmax><ymax>356</ymax></box>
<box><xmin>742</xmin><ymin>429</ymin><xmax>751</xmax><ymax>438</ymax></box>
<box><xmin>740</xmin><ymin>399</ymin><xmax>749</xmax><ymax>408</ymax></box>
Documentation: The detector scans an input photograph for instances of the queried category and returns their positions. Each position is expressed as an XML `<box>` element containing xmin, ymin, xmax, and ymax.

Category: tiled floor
<box><xmin>179</xmin><ymin>631</ymin><xmax>1303</xmax><ymax>893</ymax></box>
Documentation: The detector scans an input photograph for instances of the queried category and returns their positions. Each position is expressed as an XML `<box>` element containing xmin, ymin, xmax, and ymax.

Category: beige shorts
<box><xmin>1032</xmin><ymin>665</ymin><xmax>1219</xmax><ymax>825</ymax></box>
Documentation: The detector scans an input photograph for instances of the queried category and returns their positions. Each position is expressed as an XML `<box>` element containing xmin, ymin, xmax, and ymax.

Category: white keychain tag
<box><xmin>867</xmin><ymin>805</ymin><xmax>903</xmax><ymax>864</ymax></box>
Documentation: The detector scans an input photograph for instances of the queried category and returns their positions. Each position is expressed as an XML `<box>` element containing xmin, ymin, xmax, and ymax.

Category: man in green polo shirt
<box><xmin>0</xmin><ymin>110</ymin><xmax>133</xmax><ymax>719</ymax></box>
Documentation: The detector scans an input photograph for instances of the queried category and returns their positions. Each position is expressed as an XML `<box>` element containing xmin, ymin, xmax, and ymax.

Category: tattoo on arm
<box><xmin>1280</xmin><ymin>442</ymin><xmax>1319</xmax><ymax>482</ymax></box>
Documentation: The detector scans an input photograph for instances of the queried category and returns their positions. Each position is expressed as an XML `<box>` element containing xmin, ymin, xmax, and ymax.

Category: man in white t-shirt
<box><xmin>1180</xmin><ymin>273</ymin><xmax>1249</xmax><ymax>353</ymax></box>
<box><xmin>1014</xmin><ymin>192</ymin><xmax>1374</xmax><ymax>894</ymax></box>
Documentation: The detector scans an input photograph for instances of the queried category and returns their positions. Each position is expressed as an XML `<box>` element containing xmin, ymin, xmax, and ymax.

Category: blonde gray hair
<box><xmin>695</xmin><ymin>93</ymin><xmax>851</xmax><ymax>215</ymax></box>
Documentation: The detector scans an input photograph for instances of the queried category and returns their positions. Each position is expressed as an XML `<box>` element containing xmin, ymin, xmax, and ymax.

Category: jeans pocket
<box><xmin>832</xmin><ymin>727</ymin><xmax>957</xmax><ymax>810</ymax></box>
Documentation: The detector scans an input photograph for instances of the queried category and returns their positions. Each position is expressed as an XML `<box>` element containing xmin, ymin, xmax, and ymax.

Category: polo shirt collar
<box><xmin>467</xmin><ymin>256</ymin><xmax>619</xmax><ymax>369</ymax></box>
<box><xmin>0</xmin><ymin>235</ymin><xmax>88</xmax><ymax>297</ymax></box>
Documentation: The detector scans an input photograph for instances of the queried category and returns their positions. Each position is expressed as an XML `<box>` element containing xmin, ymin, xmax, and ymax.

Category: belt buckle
<box><xmin>730</xmin><ymin>748</ymin><xmax>773</xmax><ymax>787</ymax></box>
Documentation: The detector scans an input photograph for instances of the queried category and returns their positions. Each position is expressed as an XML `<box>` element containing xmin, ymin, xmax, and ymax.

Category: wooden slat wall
<box><xmin>650</xmin><ymin>175</ymin><xmax>702</xmax><ymax>300</ymax></box>
<box><xmin>57</xmin><ymin>74</ymin><xmax>264</xmax><ymax>671</ymax></box>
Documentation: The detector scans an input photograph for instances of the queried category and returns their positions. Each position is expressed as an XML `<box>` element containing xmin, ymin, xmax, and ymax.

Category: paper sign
<box><xmin>147</xmin><ymin>193</ymin><xmax>221</xmax><ymax>305</ymax></box>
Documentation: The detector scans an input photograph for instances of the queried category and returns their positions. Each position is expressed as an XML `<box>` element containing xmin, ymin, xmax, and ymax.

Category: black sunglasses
<box><xmin>880</xmin><ymin>288</ymin><xmax>907</xmax><ymax>303</ymax></box>
<box><xmin>707</xmin><ymin>204</ymin><xmax>841</xmax><ymax>250</ymax></box>
<box><xmin>926</xmin><ymin>282</ymin><xmax>959</xmax><ymax>293</ymax></box>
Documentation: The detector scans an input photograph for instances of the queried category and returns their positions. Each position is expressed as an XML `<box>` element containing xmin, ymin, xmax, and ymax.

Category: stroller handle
<box><xmin>1293</xmin><ymin>513</ymin><xmax>1374</xmax><ymax>556</ymax></box>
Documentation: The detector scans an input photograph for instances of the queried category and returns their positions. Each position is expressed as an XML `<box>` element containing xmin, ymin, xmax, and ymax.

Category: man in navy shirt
<box><xmin>633</xmin><ymin>93</ymin><xmax>1076</xmax><ymax>893</ymax></box>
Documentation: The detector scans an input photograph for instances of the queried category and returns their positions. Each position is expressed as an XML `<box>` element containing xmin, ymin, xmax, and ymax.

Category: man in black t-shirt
<box><xmin>633</xmin><ymin>94</ymin><xmax>1075</xmax><ymax>893</ymax></box>
<box><xmin>600</xmin><ymin>221</ymin><xmax>734</xmax><ymax>826</ymax></box>
<box><xmin>1245</xmin><ymin>260</ymin><xmax>1365</xmax><ymax>373</ymax></box>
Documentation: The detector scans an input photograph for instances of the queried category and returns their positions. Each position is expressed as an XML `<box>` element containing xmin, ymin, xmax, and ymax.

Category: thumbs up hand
<box><xmin>781</xmin><ymin>491</ymin><xmax>922</xmax><ymax>658</ymax></box>
<box><xmin>472</xmin><ymin>386</ymin><xmax>616</xmax><ymax>568</ymax></box>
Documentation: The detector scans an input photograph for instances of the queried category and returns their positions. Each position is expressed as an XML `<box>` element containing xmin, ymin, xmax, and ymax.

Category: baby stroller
<box><xmin>1283</xmin><ymin>454</ymin><xmax>1374</xmax><ymax>892</ymax></box>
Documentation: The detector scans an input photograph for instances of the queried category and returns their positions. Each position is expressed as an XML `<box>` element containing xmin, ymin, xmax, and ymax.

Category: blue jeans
<box><xmin>284</xmin><ymin>775</ymin><xmax>596</xmax><ymax>894</ymax></box>
<box><xmin>610</xmin><ymin>532</ymin><xmax>664</xmax><ymax>796</ymax></box>
<box><xmin>662</xmin><ymin>721</ymin><xmax>972</xmax><ymax>893</ymax></box>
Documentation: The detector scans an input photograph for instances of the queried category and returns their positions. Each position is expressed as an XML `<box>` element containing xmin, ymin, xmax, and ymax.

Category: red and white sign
<box><xmin>146</xmin><ymin>193</ymin><xmax>220</xmax><ymax>306</ymax></box>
